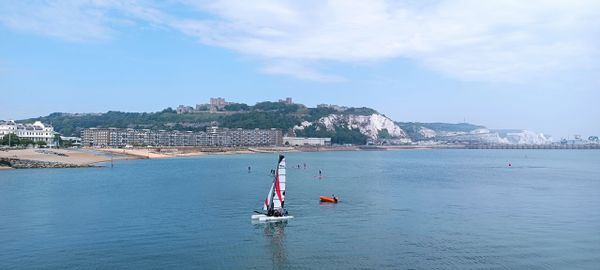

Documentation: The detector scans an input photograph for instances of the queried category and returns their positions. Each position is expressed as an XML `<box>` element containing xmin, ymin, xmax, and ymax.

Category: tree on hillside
<box><xmin>161</xmin><ymin>107</ymin><xmax>176</xmax><ymax>114</ymax></box>
<box><xmin>224</xmin><ymin>103</ymin><xmax>249</xmax><ymax>111</ymax></box>
<box><xmin>378</xmin><ymin>129</ymin><xmax>391</xmax><ymax>139</ymax></box>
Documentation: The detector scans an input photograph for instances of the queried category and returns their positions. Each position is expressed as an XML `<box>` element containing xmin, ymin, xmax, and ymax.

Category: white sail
<box><xmin>272</xmin><ymin>155</ymin><xmax>286</xmax><ymax>210</ymax></box>
<box><xmin>252</xmin><ymin>155</ymin><xmax>293</xmax><ymax>221</ymax></box>
<box><xmin>263</xmin><ymin>182</ymin><xmax>274</xmax><ymax>211</ymax></box>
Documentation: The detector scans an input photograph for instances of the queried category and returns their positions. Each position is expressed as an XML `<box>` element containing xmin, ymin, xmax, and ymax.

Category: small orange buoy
<box><xmin>320</xmin><ymin>196</ymin><xmax>338</xmax><ymax>203</ymax></box>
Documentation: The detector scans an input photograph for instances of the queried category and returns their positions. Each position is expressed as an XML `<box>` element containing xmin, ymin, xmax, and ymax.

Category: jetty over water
<box><xmin>464</xmin><ymin>144</ymin><xmax>600</xmax><ymax>149</ymax></box>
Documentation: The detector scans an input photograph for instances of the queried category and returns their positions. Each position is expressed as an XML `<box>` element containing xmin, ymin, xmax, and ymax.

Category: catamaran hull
<box><xmin>251</xmin><ymin>214</ymin><xmax>294</xmax><ymax>222</ymax></box>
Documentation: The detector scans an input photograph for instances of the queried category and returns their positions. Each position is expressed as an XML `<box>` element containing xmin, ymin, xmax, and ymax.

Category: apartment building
<box><xmin>81</xmin><ymin>127</ymin><xmax>282</xmax><ymax>147</ymax></box>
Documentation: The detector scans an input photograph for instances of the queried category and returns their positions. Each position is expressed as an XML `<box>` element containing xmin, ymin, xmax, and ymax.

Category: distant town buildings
<box><xmin>0</xmin><ymin>120</ymin><xmax>56</xmax><ymax>144</ymax></box>
<box><xmin>283</xmin><ymin>136</ymin><xmax>331</xmax><ymax>146</ymax></box>
<box><xmin>81</xmin><ymin>127</ymin><xmax>282</xmax><ymax>147</ymax></box>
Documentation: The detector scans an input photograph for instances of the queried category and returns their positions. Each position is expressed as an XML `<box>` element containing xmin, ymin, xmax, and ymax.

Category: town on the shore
<box><xmin>1</xmin><ymin>97</ymin><xmax>599</xmax><ymax>169</ymax></box>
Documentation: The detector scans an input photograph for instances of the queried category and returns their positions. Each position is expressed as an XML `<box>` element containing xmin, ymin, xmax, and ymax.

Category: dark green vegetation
<box><xmin>1</xmin><ymin>134</ymin><xmax>46</xmax><ymax>147</ymax></box>
<box><xmin>21</xmin><ymin>103</ymin><xmax>379</xmax><ymax>145</ymax></box>
<box><xmin>293</xmin><ymin>124</ymin><xmax>369</xmax><ymax>145</ymax></box>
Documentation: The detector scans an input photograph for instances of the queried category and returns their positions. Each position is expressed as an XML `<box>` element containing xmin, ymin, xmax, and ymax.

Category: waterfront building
<box><xmin>283</xmin><ymin>136</ymin><xmax>331</xmax><ymax>146</ymax></box>
<box><xmin>81</xmin><ymin>128</ymin><xmax>111</xmax><ymax>147</ymax></box>
<box><xmin>0</xmin><ymin>120</ymin><xmax>56</xmax><ymax>144</ymax></box>
<box><xmin>81</xmin><ymin>126</ymin><xmax>282</xmax><ymax>147</ymax></box>
<box><xmin>60</xmin><ymin>136</ymin><xmax>82</xmax><ymax>146</ymax></box>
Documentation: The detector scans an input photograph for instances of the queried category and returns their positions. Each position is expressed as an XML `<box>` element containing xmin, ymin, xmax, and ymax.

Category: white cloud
<box><xmin>1</xmin><ymin>0</ymin><xmax>599</xmax><ymax>81</ymax></box>
<box><xmin>0</xmin><ymin>1</ymin><xmax>115</xmax><ymax>42</ymax></box>
<box><xmin>260</xmin><ymin>60</ymin><xmax>345</xmax><ymax>82</ymax></box>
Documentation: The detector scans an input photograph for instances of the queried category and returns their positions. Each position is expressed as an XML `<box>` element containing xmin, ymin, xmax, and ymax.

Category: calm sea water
<box><xmin>1</xmin><ymin>150</ymin><xmax>599</xmax><ymax>269</ymax></box>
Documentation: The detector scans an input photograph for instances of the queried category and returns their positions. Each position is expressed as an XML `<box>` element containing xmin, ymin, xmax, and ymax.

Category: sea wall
<box><xmin>0</xmin><ymin>158</ymin><xmax>92</xmax><ymax>169</ymax></box>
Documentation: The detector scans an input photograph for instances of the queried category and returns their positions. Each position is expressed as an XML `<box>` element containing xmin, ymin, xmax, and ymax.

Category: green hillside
<box><xmin>20</xmin><ymin>102</ymin><xmax>377</xmax><ymax>144</ymax></box>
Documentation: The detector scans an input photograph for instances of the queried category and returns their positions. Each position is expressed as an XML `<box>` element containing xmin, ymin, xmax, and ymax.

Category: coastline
<box><xmin>2</xmin><ymin>144</ymin><xmax>595</xmax><ymax>170</ymax></box>
<box><xmin>0</xmin><ymin>148</ymin><xmax>136</xmax><ymax>169</ymax></box>
<box><xmin>0</xmin><ymin>146</ymin><xmax>297</xmax><ymax>170</ymax></box>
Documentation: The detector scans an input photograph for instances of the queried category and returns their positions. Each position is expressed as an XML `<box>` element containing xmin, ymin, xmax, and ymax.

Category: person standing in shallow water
<box><xmin>248</xmin><ymin>166</ymin><xmax>251</xmax><ymax>173</ymax></box>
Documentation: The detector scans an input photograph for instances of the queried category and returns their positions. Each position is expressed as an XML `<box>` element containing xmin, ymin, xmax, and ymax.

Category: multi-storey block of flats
<box><xmin>81</xmin><ymin>126</ymin><xmax>282</xmax><ymax>147</ymax></box>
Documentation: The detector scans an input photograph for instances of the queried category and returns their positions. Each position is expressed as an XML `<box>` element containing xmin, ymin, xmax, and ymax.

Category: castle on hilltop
<box><xmin>176</xmin><ymin>97</ymin><xmax>293</xmax><ymax>114</ymax></box>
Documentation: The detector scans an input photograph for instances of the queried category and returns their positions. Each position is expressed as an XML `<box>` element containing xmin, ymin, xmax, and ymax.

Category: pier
<box><xmin>464</xmin><ymin>144</ymin><xmax>600</xmax><ymax>150</ymax></box>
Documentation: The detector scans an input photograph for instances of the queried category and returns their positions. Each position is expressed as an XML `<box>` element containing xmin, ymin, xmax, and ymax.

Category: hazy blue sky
<box><xmin>1</xmin><ymin>1</ymin><xmax>599</xmax><ymax>138</ymax></box>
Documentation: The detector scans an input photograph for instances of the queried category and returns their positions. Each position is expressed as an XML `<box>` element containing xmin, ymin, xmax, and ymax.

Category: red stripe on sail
<box><xmin>264</xmin><ymin>197</ymin><xmax>269</xmax><ymax>208</ymax></box>
<box><xmin>274</xmin><ymin>175</ymin><xmax>283</xmax><ymax>203</ymax></box>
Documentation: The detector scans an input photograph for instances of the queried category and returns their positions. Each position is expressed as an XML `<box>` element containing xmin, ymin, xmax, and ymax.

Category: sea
<box><xmin>1</xmin><ymin>150</ymin><xmax>599</xmax><ymax>269</ymax></box>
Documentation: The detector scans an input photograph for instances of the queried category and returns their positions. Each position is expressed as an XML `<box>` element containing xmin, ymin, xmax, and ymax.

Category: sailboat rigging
<box><xmin>252</xmin><ymin>155</ymin><xmax>293</xmax><ymax>222</ymax></box>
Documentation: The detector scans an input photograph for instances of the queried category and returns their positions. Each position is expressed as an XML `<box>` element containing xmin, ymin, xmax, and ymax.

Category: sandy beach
<box><xmin>0</xmin><ymin>148</ymin><xmax>136</xmax><ymax>167</ymax></box>
<box><xmin>0</xmin><ymin>147</ymin><xmax>293</xmax><ymax>169</ymax></box>
<box><xmin>0</xmin><ymin>145</ymin><xmax>425</xmax><ymax>170</ymax></box>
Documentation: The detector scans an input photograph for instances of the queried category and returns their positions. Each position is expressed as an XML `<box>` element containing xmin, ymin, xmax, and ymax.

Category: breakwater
<box><xmin>0</xmin><ymin>158</ymin><xmax>93</xmax><ymax>169</ymax></box>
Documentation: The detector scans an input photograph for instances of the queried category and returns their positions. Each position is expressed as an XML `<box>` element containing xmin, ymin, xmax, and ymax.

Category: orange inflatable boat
<box><xmin>320</xmin><ymin>196</ymin><xmax>338</xmax><ymax>203</ymax></box>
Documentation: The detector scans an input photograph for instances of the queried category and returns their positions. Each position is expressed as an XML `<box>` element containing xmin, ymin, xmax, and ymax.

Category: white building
<box><xmin>283</xmin><ymin>136</ymin><xmax>331</xmax><ymax>146</ymax></box>
<box><xmin>0</xmin><ymin>120</ymin><xmax>56</xmax><ymax>144</ymax></box>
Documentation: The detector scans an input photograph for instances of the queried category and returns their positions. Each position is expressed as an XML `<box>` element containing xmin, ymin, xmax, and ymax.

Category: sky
<box><xmin>1</xmin><ymin>0</ymin><xmax>599</xmax><ymax>138</ymax></box>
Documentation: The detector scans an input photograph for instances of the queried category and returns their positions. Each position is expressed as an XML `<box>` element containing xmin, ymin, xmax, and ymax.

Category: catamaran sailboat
<box><xmin>251</xmin><ymin>155</ymin><xmax>294</xmax><ymax>222</ymax></box>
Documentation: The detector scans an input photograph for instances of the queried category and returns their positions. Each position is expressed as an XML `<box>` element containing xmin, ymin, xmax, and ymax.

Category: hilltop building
<box><xmin>209</xmin><ymin>97</ymin><xmax>232</xmax><ymax>112</ymax></box>
<box><xmin>278</xmin><ymin>97</ymin><xmax>293</xmax><ymax>105</ymax></box>
<box><xmin>177</xmin><ymin>97</ymin><xmax>297</xmax><ymax>114</ymax></box>
<box><xmin>177</xmin><ymin>97</ymin><xmax>234</xmax><ymax>114</ymax></box>
<box><xmin>176</xmin><ymin>105</ymin><xmax>195</xmax><ymax>114</ymax></box>
<box><xmin>81</xmin><ymin>127</ymin><xmax>282</xmax><ymax>147</ymax></box>
<box><xmin>0</xmin><ymin>120</ymin><xmax>56</xmax><ymax>144</ymax></box>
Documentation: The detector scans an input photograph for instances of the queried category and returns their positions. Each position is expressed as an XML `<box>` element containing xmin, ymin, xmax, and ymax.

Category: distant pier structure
<box><xmin>465</xmin><ymin>144</ymin><xmax>600</xmax><ymax>149</ymax></box>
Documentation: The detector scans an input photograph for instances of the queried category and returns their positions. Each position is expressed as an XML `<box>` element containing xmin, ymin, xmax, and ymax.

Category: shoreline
<box><xmin>0</xmin><ymin>148</ymin><xmax>136</xmax><ymax>170</ymax></box>
<box><xmin>1</xmin><ymin>145</ymin><xmax>597</xmax><ymax>170</ymax></box>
